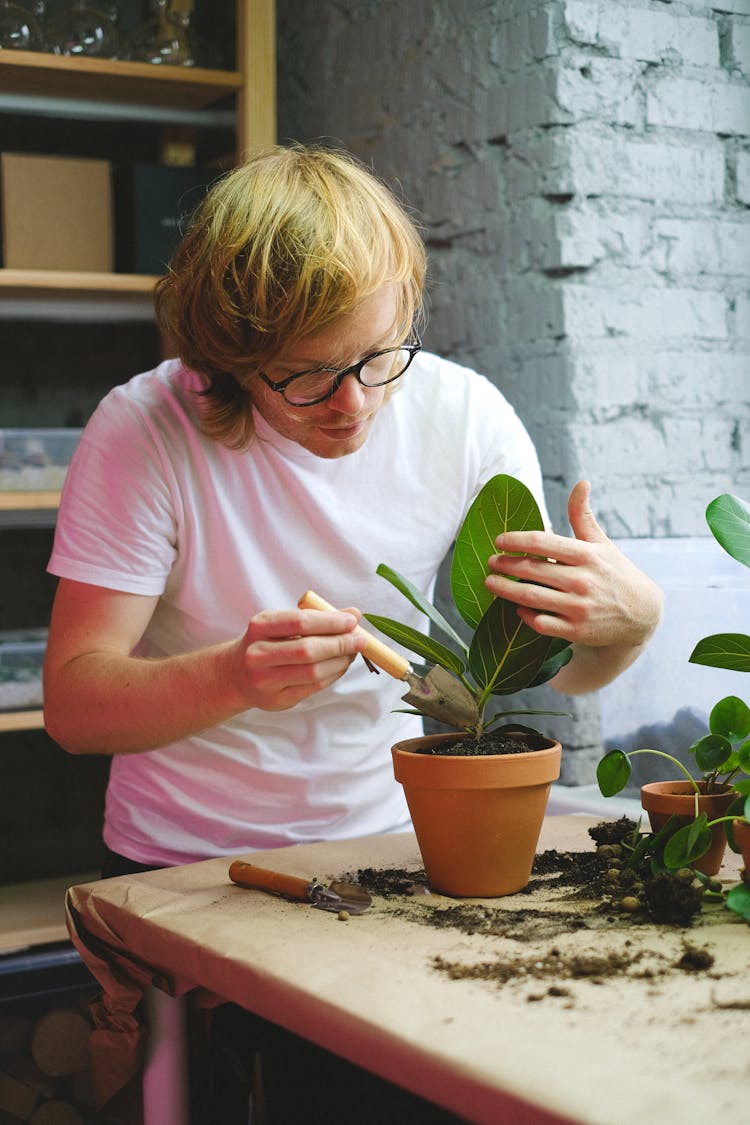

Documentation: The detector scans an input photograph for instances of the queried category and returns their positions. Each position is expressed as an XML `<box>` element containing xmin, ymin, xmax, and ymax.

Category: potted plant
<box><xmin>598</xmin><ymin>493</ymin><xmax>750</xmax><ymax>884</ymax></box>
<box><xmin>363</xmin><ymin>474</ymin><xmax>572</xmax><ymax>897</ymax></box>
<box><xmin>689</xmin><ymin>492</ymin><xmax>750</xmax><ymax>919</ymax></box>
<box><xmin>596</xmin><ymin>696</ymin><xmax>749</xmax><ymax>875</ymax></box>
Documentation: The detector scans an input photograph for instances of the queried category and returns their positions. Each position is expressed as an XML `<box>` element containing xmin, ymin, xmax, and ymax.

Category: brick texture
<box><xmin>277</xmin><ymin>0</ymin><xmax>750</xmax><ymax>779</ymax></box>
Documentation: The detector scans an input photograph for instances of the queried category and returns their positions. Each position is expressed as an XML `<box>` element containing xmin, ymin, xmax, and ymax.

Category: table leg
<box><xmin>142</xmin><ymin>987</ymin><xmax>190</xmax><ymax>1125</ymax></box>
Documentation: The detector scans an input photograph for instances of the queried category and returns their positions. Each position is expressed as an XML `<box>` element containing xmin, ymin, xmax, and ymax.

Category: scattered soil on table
<box><xmin>354</xmin><ymin>817</ymin><xmax>707</xmax><ymax>928</ymax></box>
<box><xmin>347</xmin><ymin>817</ymin><xmax>738</xmax><ymax>993</ymax></box>
<box><xmin>431</xmin><ymin>935</ymin><xmax>715</xmax><ymax>995</ymax></box>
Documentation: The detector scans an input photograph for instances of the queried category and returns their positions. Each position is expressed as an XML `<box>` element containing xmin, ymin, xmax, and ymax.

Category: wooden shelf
<box><xmin>0</xmin><ymin>50</ymin><xmax>242</xmax><ymax>111</ymax></box>
<box><xmin>0</xmin><ymin>269</ymin><xmax>158</xmax><ymax>298</ymax></box>
<box><xmin>0</xmin><ymin>269</ymin><xmax>158</xmax><ymax>294</ymax></box>
<box><xmin>1</xmin><ymin>871</ymin><xmax>98</xmax><ymax>953</ymax></box>
<box><xmin>0</xmin><ymin>710</ymin><xmax>44</xmax><ymax>733</ymax></box>
<box><xmin>0</xmin><ymin>491</ymin><xmax>61</xmax><ymax>511</ymax></box>
<box><xmin>0</xmin><ymin>270</ymin><xmax>159</xmax><ymax>320</ymax></box>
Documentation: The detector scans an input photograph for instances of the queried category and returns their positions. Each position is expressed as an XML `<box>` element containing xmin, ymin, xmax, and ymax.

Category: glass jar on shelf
<box><xmin>46</xmin><ymin>0</ymin><xmax>119</xmax><ymax>58</ymax></box>
<box><xmin>122</xmin><ymin>0</ymin><xmax>204</xmax><ymax>67</ymax></box>
<box><xmin>0</xmin><ymin>0</ymin><xmax>43</xmax><ymax>50</ymax></box>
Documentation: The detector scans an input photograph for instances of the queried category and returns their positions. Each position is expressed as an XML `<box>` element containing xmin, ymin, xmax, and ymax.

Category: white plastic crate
<box><xmin>0</xmin><ymin>632</ymin><xmax>47</xmax><ymax>711</ymax></box>
<box><xmin>0</xmin><ymin>429</ymin><xmax>82</xmax><ymax>491</ymax></box>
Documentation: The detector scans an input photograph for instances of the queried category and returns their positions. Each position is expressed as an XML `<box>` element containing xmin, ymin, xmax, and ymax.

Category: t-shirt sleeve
<box><xmin>48</xmin><ymin>388</ymin><xmax>179</xmax><ymax>596</ymax></box>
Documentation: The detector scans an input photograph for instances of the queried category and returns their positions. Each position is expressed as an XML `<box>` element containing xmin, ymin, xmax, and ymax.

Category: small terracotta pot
<box><xmin>392</xmin><ymin>731</ymin><xmax>562</xmax><ymax>897</ymax></box>
<box><xmin>732</xmin><ymin>818</ymin><xmax>750</xmax><ymax>879</ymax></box>
<box><xmin>640</xmin><ymin>780</ymin><xmax>735</xmax><ymax>876</ymax></box>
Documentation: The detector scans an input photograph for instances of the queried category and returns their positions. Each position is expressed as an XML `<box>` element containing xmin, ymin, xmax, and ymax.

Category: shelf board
<box><xmin>0</xmin><ymin>710</ymin><xmax>44</xmax><ymax>733</ymax></box>
<box><xmin>0</xmin><ymin>270</ymin><xmax>159</xmax><ymax>319</ymax></box>
<box><xmin>0</xmin><ymin>50</ymin><xmax>242</xmax><ymax>112</ymax></box>
<box><xmin>0</xmin><ymin>269</ymin><xmax>158</xmax><ymax>297</ymax></box>
<box><xmin>1</xmin><ymin>871</ymin><xmax>99</xmax><ymax>954</ymax></box>
<box><xmin>0</xmin><ymin>490</ymin><xmax>61</xmax><ymax>510</ymax></box>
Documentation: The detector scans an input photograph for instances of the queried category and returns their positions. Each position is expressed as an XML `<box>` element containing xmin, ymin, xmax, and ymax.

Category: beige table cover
<box><xmin>66</xmin><ymin>816</ymin><xmax>750</xmax><ymax>1125</ymax></box>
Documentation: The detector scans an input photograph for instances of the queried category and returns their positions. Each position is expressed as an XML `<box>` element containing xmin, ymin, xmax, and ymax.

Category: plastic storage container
<box><xmin>0</xmin><ymin>429</ymin><xmax>82</xmax><ymax>491</ymax></box>
<box><xmin>0</xmin><ymin>632</ymin><xmax>47</xmax><ymax>711</ymax></box>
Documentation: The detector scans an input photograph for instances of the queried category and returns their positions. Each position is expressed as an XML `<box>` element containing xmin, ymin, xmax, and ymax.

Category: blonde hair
<box><xmin>155</xmin><ymin>144</ymin><xmax>426</xmax><ymax>448</ymax></box>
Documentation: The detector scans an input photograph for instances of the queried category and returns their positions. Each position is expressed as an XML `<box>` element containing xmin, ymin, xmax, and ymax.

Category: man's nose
<box><xmin>327</xmin><ymin>373</ymin><xmax>366</xmax><ymax>412</ymax></box>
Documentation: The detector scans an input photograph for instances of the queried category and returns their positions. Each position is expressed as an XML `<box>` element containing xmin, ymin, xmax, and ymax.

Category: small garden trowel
<box><xmin>228</xmin><ymin>861</ymin><xmax>371</xmax><ymax>914</ymax></box>
<box><xmin>298</xmin><ymin>590</ymin><xmax>480</xmax><ymax>728</ymax></box>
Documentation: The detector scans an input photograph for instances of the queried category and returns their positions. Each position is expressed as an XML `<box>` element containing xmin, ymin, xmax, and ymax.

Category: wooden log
<box><xmin>3</xmin><ymin>1055</ymin><xmax>58</xmax><ymax>1101</ymax></box>
<box><xmin>0</xmin><ymin>1069</ymin><xmax>39</xmax><ymax>1121</ymax></box>
<box><xmin>29</xmin><ymin>1101</ymin><xmax>85</xmax><ymax>1125</ymax></box>
<box><xmin>30</xmin><ymin>1010</ymin><xmax>90</xmax><ymax>1078</ymax></box>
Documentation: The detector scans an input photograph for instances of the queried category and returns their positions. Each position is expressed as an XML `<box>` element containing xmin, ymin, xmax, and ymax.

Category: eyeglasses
<box><xmin>258</xmin><ymin>334</ymin><xmax>422</xmax><ymax>407</ymax></box>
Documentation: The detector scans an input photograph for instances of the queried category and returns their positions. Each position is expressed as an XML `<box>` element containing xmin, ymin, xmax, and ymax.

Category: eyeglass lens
<box><xmin>284</xmin><ymin>346</ymin><xmax>415</xmax><ymax>406</ymax></box>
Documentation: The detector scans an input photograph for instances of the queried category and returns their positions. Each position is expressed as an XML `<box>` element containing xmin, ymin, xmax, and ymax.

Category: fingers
<box><xmin>492</xmin><ymin>481</ymin><xmax>609</xmax><ymax>563</ymax></box>
<box><xmin>236</xmin><ymin>607</ymin><xmax>367</xmax><ymax>712</ymax></box>
<box><xmin>247</xmin><ymin>607</ymin><xmax>360</xmax><ymax>642</ymax></box>
<box><xmin>567</xmin><ymin>480</ymin><xmax>609</xmax><ymax>545</ymax></box>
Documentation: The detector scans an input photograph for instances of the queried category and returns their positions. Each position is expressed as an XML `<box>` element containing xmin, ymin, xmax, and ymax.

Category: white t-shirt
<box><xmin>48</xmin><ymin>351</ymin><xmax>548</xmax><ymax>865</ymax></box>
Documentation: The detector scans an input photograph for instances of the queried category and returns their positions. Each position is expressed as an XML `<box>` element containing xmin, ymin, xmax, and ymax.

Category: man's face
<box><xmin>247</xmin><ymin>287</ymin><xmax>400</xmax><ymax>459</ymax></box>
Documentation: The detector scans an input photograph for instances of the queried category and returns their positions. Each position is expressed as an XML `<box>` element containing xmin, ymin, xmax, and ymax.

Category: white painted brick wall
<box><xmin>563</xmin><ymin>1</ymin><xmax>720</xmax><ymax>67</ymax></box>
<box><xmin>561</xmin><ymin>128</ymin><xmax>725</xmax><ymax>204</ymax></box>
<box><xmin>563</xmin><ymin>284</ymin><xmax>728</xmax><ymax>341</ymax></box>
<box><xmin>650</xmin><ymin>217</ymin><xmax>750</xmax><ymax>275</ymax></box>
<box><xmin>728</xmin><ymin>18</ymin><xmax>750</xmax><ymax>76</ymax></box>
<box><xmin>737</xmin><ymin>150</ymin><xmax>750</xmax><ymax>201</ymax></box>
<box><xmin>277</xmin><ymin>0</ymin><xmax>750</xmax><ymax>778</ymax></box>
<box><xmin>647</xmin><ymin>73</ymin><xmax>750</xmax><ymax>133</ymax></box>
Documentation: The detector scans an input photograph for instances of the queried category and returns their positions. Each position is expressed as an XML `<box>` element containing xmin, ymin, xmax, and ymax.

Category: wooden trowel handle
<box><xmin>229</xmin><ymin>861</ymin><xmax>312</xmax><ymax>901</ymax></box>
<box><xmin>298</xmin><ymin>589</ymin><xmax>410</xmax><ymax>679</ymax></box>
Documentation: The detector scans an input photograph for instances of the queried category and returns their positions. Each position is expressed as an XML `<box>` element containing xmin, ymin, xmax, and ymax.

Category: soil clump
<box><xmin>420</xmin><ymin>725</ymin><xmax>552</xmax><ymax>757</ymax></box>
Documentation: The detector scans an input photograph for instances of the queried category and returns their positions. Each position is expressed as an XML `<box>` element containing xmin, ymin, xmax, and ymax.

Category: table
<box><xmin>65</xmin><ymin>816</ymin><xmax>750</xmax><ymax>1125</ymax></box>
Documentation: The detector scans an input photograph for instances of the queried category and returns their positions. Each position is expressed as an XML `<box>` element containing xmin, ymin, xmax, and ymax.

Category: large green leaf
<box><xmin>709</xmin><ymin>695</ymin><xmax>750</xmax><ymax>741</ymax></box>
<box><xmin>373</xmin><ymin>563</ymin><xmax>468</xmax><ymax>653</ymax></box>
<box><xmin>663</xmin><ymin>815</ymin><xmax>712</xmax><ymax>869</ymax></box>
<box><xmin>361</xmin><ymin>613</ymin><xmax>466</xmax><ymax>676</ymax></box>
<box><xmin>726</xmin><ymin>882</ymin><xmax>750</xmax><ymax>923</ymax></box>
<box><xmin>689</xmin><ymin>733</ymin><xmax>733</xmax><ymax>773</ymax></box>
<box><xmin>468</xmin><ymin>598</ymin><xmax>553</xmax><ymax>697</ymax></box>
<box><xmin>689</xmin><ymin>633</ymin><xmax>750</xmax><ymax>672</ymax></box>
<box><xmin>738</xmin><ymin>741</ymin><xmax>750</xmax><ymax>773</ymax></box>
<box><xmin>528</xmin><ymin>638</ymin><xmax>573</xmax><ymax>687</ymax></box>
<box><xmin>706</xmin><ymin>493</ymin><xmax>750</xmax><ymax>569</ymax></box>
<box><xmin>596</xmin><ymin>749</ymin><xmax>632</xmax><ymax>797</ymax></box>
<box><xmin>450</xmin><ymin>474</ymin><xmax>544</xmax><ymax>629</ymax></box>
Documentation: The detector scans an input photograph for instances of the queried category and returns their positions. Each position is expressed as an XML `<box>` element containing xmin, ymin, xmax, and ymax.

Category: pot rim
<box><xmin>392</xmin><ymin>730</ymin><xmax>560</xmax><ymax>760</ymax></box>
<box><xmin>392</xmin><ymin>734</ymin><xmax>562</xmax><ymax>790</ymax></box>
<box><xmin>640</xmin><ymin>779</ymin><xmax>733</xmax><ymax>799</ymax></box>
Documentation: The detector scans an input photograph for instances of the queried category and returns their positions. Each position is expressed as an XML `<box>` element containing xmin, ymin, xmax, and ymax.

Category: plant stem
<box><xmin>629</xmin><ymin>749</ymin><xmax>700</xmax><ymax>791</ymax></box>
<box><xmin>629</xmin><ymin>748</ymin><xmax>700</xmax><ymax>816</ymax></box>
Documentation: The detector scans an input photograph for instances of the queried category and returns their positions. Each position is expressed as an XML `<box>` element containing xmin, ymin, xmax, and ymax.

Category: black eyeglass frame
<box><xmin>257</xmin><ymin>334</ymin><xmax>422</xmax><ymax>407</ymax></box>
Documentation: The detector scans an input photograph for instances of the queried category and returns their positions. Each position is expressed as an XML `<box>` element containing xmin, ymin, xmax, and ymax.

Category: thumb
<box><xmin>568</xmin><ymin>480</ymin><xmax>608</xmax><ymax>544</ymax></box>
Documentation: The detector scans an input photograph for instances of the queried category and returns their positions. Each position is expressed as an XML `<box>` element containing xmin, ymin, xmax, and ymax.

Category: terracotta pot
<box><xmin>392</xmin><ymin>731</ymin><xmax>562</xmax><ymax>897</ymax></box>
<box><xmin>732</xmin><ymin>818</ymin><xmax>750</xmax><ymax>878</ymax></box>
<box><xmin>640</xmin><ymin>780</ymin><xmax>735</xmax><ymax>876</ymax></box>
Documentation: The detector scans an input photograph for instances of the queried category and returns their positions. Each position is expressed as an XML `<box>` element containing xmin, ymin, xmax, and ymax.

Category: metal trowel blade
<box><xmin>402</xmin><ymin>665</ymin><xmax>480</xmax><ymax>728</ymax></box>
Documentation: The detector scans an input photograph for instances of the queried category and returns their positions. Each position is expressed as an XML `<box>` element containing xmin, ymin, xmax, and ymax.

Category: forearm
<box><xmin>44</xmin><ymin>643</ymin><xmax>243</xmax><ymax>756</ymax></box>
<box><xmin>550</xmin><ymin>636</ymin><xmax>652</xmax><ymax>696</ymax></box>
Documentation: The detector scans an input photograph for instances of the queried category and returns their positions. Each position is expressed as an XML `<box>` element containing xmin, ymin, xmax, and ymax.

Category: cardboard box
<box><xmin>114</xmin><ymin>164</ymin><xmax>220</xmax><ymax>275</ymax></box>
<box><xmin>0</xmin><ymin>152</ymin><xmax>113</xmax><ymax>271</ymax></box>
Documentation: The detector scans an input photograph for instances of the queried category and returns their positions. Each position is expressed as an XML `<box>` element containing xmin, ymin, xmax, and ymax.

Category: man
<box><xmin>44</xmin><ymin>142</ymin><xmax>661</xmax><ymax>874</ymax></box>
<box><xmin>43</xmin><ymin>143</ymin><xmax>661</xmax><ymax>1123</ymax></box>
